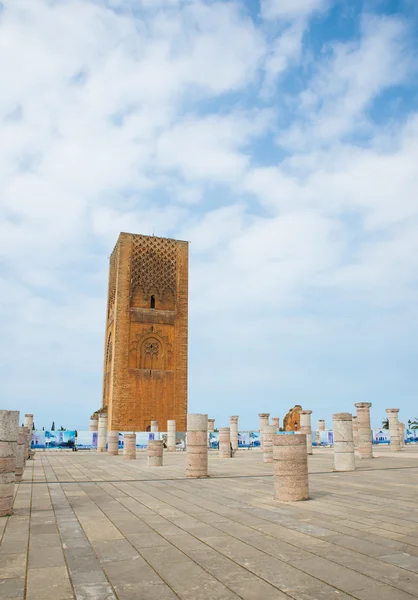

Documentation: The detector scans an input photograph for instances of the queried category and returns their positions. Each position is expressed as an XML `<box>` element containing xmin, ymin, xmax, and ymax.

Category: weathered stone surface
<box><xmin>230</xmin><ymin>416</ymin><xmax>239</xmax><ymax>452</ymax></box>
<box><xmin>333</xmin><ymin>413</ymin><xmax>355</xmax><ymax>472</ymax></box>
<box><xmin>97</xmin><ymin>414</ymin><xmax>108</xmax><ymax>453</ymax></box>
<box><xmin>318</xmin><ymin>420</ymin><xmax>325</xmax><ymax>431</ymax></box>
<box><xmin>271</xmin><ymin>418</ymin><xmax>280</xmax><ymax>432</ymax></box>
<box><xmin>167</xmin><ymin>420</ymin><xmax>176</xmax><ymax>452</ymax></box>
<box><xmin>218</xmin><ymin>427</ymin><xmax>231</xmax><ymax>459</ymax></box>
<box><xmin>273</xmin><ymin>434</ymin><xmax>309</xmax><ymax>502</ymax></box>
<box><xmin>263</xmin><ymin>425</ymin><xmax>276</xmax><ymax>463</ymax></box>
<box><xmin>258</xmin><ymin>414</ymin><xmax>269</xmax><ymax>450</ymax></box>
<box><xmin>148</xmin><ymin>440</ymin><xmax>164</xmax><ymax>466</ymax></box>
<box><xmin>386</xmin><ymin>409</ymin><xmax>401</xmax><ymax>452</ymax></box>
<box><xmin>186</xmin><ymin>414</ymin><xmax>208</xmax><ymax>478</ymax></box>
<box><xmin>0</xmin><ymin>410</ymin><xmax>19</xmax><ymax>517</ymax></box>
<box><xmin>101</xmin><ymin>233</ymin><xmax>188</xmax><ymax>433</ymax></box>
<box><xmin>300</xmin><ymin>410</ymin><xmax>313</xmax><ymax>455</ymax></box>
<box><xmin>107</xmin><ymin>431</ymin><xmax>119</xmax><ymax>455</ymax></box>
<box><xmin>123</xmin><ymin>433</ymin><xmax>136</xmax><ymax>460</ymax></box>
<box><xmin>354</xmin><ymin>403</ymin><xmax>373</xmax><ymax>459</ymax></box>
<box><xmin>283</xmin><ymin>405</ymin><xmax>302</xmax><ymax>432</ymax></box>
<box><xmin>15</xmin><ymin>427</ymin><xmax>26</xmax><ymax>482</ymax></box>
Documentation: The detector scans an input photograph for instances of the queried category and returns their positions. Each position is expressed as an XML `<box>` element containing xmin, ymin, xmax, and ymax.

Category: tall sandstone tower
<box><xmin>102</xmin><ymin>233</ymin><xmax>188</xmax><ymax>432</ymax></box>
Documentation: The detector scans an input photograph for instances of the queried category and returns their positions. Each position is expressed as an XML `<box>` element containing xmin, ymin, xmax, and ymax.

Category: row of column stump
<box><xmin>0</xmin><ymin>411</ymin><xmax>34</xmax><ymax>517</ymax></box>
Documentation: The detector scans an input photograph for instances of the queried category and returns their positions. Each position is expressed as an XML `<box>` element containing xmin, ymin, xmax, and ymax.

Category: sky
<box><xmin>1</xmin><ymin>0</ymin><xmax>418</xmax><ymax>431</ymax></box>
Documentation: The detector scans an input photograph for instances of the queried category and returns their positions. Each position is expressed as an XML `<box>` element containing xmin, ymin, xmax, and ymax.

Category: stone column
<box><xmin>318</xmin><ymin>420</ymin><xmax>325</xmax><ymax>431</ymax></box>
<box><xmin>107</xmin><ymin>431</ymin><xmax>119</xmax><ymax>455</ymax></box>
<box><xmin>333</xmin><ymin>413</ymin><xmax>355</xmax><ymax>472</ymax></box>
<box><xmin>97</xmin><ymin>414</ymin><xmax>108</xmax><ymax>452</ymax></box>
<box><xmin>89</xmin><ymin>418</ymin><xmax>98</xmax><ymax>432</ymax></box>
<box><xmin>273</xmin><ymin>433</ymin><xmax>309</xmax><ymax>502</ymax></box>
<box><xmin>0</xmin><ymin>410</ymin><xmax>19</xmax><ymax>517</ymax></box>
<box><xmin>148</xmin><ymin>440</ymin><xmax>164</xmax><ymax>466</ymax></box>
<box><xmin>263</xmin><ymin>425</ymin><xmax>276</xmax><ymax>463</ymax></box>
<box><xmin>22</xmin><ymin>427</ymin><xmax>30</xmax><ymax>465</ymax></box>
<box><xmin>386</xmin><ymin>409</ymin><xmax>401</xmax><ymax>452</ymax></box>
<box><xmin>399</xmin><ymin>422</ymin><xmax>405</xmax><ymax>448</ymax></box>
<box><xmin>207</xmin><ymin>419</ymin><xmax>215</xmax><ymax>448</ymax></box>
<box><xmin>24</xmin><ymin>414</ymin><xmax>34</xmax><ymax>458</ymax></box>
<box><xmin>150</xmin><ymin>421</ymin><xmax>159</xmax><ymax>434</ymax></box>
<box><xmin>271</xmin><ymin>418</ymin><xmax>280</xmax><ymax>432</ymax></box>
<box><xmin>167</xmin><ymin>420</ymin><xmax>176</xmax><ymax>452</ymax></box>
<box><xmin>258</xmin><ymin>413</ymin><xmax>270</xmax><ymax>450</ymax></box>
<box><xmin>352</xmin><ymin>416</ymin><xmax>359</xmax><ymax>448</ymax></box>
<box><xmin>15</xmin><ymin>427</ymin><xmax>26</xmax><ymax>483</ymax></box>
<box><xmin>354</xmin><ymin>403</ymin><xmax>373</xmax><ymax>459</ymax></box>
<box><xmin>218</xmin><ymin>427</ymin><xmax>231</xmax><ymax>458</ymax></box>
<box><xmin>300</xmin><ymin>410</ymin><xmax>313</xmax><ymax>455</ymax></box>
<box><xmin>186</xmin><ymin>414</ymin><xmax>208</xmax><ymax>478</ymax></box>
<box><xmin>123</xmin><ymin>433</ymin><xmax>136</xmax><ymax>460</ymax></box>
<box><xmin>230</xmin><ymin>416</ymin><xmax>239</xmax><ymax>453</ymax></box>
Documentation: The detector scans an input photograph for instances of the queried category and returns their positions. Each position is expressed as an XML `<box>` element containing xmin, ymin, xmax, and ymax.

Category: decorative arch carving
<box><xmin>129</xmin><ymin>325</ymin><xmax>173</xmax><ymax>371</ymax></box>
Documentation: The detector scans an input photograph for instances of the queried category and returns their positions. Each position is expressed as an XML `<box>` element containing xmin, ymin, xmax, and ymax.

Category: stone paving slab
<box><xmin>1</xmin><ymin>446</ymin><xmax>418</xmax><ymax>599</ymax></box>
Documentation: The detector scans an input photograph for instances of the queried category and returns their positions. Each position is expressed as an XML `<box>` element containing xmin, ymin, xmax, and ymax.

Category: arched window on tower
<box><xmin>150</xmin><ymin>295</ymin><xmax>156</xmax><ymax>309</ymax></box>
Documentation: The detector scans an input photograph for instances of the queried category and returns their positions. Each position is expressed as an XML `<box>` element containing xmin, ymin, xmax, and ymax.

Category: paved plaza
<box><xmin>1</xmin><ymin>447</ymin><xmax>418</xmax><ymax>600</ymax></box>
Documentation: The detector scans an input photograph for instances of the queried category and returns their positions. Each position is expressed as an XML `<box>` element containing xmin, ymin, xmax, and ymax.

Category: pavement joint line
<box><xmin>101</xmin><ymin>480</ymin><xmax>364</xmax><ymax>600</ymax></box>
<box><xmin>135</xmin><ymin>475</ymin><xmax>418</xmax><ymax>595</ymax></box>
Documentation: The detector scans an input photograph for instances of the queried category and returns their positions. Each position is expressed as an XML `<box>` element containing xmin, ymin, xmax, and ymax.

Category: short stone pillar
<box><xmin>263</xmin><ymin>425</ymin><xmax>276</xmax><ymax>463</ymax></box>
<box><xmin>218</xmin><ymin>427</ymin><xmax>231</xmax><ymax>458</ymax></box>
<box><xmin>333</xmin><ymin>413</ymin><xmax>355</xmax><ymax>472</ymax></box>
<box><xmin>354</xmin><ymin>403</ymin><xmax>373</xmax><ymax>459</ymax></box>
<box><xmin>386</xmin><ymin>409</ymin><xmax>401</xmax><ymax>452</ymax></box>
<box><xmin>107</xmin><ymin>431</ymin><xmax>119</xmax><ymax>455</ymax></box>
<box><xmin>271</xmin><ymin>418</ymin><xmax>280</xmax><ymax>432</ymax></box>
<box><xmin>97</xmin><ymin>414</ymin><xmax>108</xmax><ymax>452</ymax></box>
<box><xmin>300</xmin><ymin>410</ymin><xmax>313</xmax><ymax>455</ymax></box>
<box><xmin>352</xmin><ymin>416</ymin><xmax>359</xmax><ymax>448</ymax></box>
<box><xmin>273</xmin><ymin>433</ymin><xmax>309</xmax><ymax>502</ymax></box>
<box><xmin>15</xmin><ymin>427</ymin><xmax>26</xmax><ymax>483</ymax></box>
<box><xmin>0</xmin><ymin>410</ymin><xmax>20</xmax><ymax>517</ymax></box>
<box><xmin>208</xmin><ymin>419</ymin><xmax>215</xmax><ymax>432</ymax></box>
<box><xmin>89</xmin><ymin>418</ymin><xmax>98</xmax><ymax>432</ymax></box>
<box><xmin>24</xmin><ymin>414</ymin><xmax>34</xmax><ymax>431</ymax></box>
<box><xmin>123</xmin><ymin>433</ymin><xmax>136</xmax><ymax>460</ymax></box>
<box><xmin>230</xmin><ymin>416</ymin><xmax>239</xmax><ymax>452</ymax></box>
<box><xmin>400</xmin><ymin>422</ymin><xmax>405</xmax><ymax>447</ymax></box>
<box><xmin>318</xmin><ymin>420</ymin><xmax>325</xmax><ymax>431</ymax></box>
<box><xmin>258</xmin><ymin>413</ymin><xmax>270</xmax><ymax>450</ymax></box>
<box><xmin>186</xmin><ymin>414</ymin><xmax>208</xmax><ymax>478</ymax></box>
<box><xmin>148</xmin><ymin>440</ymin><xmax>164</xmax><ymax>466</ymax></box>
<box><xmin>150</xmin><ymin>421</ymin><xmax>159</xmax><ymax>433</ymax></box>
<box><xmin>167</xmin><ymin>420</ymin><xmax>176</xmax><ymax>452</ymax></box>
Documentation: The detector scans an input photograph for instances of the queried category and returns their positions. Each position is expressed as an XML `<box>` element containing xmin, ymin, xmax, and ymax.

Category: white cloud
<box><xmin>261</xmin><ymin>0</ymin><xmax>328</xmax><ymax>21</ymax></box>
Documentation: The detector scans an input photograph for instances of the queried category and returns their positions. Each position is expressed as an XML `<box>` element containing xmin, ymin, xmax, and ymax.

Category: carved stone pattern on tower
<box><xmin>107</xmin><ymin>247</ymin><xmax>117</xmax><ymax>318</ymax></box>
<box><xmin>129</xmin><ymin>326</ymin><xmax>173</xmax><ymax>371</ymax></box>
<box><xmin>131</xmin><ymin>235</ymin><xmax>177</xmax><ymax>300</ymax></box>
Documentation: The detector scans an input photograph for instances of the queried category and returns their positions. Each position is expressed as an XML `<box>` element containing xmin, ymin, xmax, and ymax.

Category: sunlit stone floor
<box><xmin>1</xmin><ymin>446</ymin><xmax>418</xmax><ymax>599</ymax></box>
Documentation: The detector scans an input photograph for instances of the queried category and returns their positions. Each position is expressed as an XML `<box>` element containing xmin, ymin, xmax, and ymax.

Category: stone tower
<box><xmin>102</xmin><ymin>233</ymin><xmax>188</xmax><ymax>432</ymax></box>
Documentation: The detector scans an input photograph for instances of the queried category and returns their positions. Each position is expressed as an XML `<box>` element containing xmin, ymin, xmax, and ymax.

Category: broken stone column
<box><xmin>207</xmin><ymin>418</ymin><xmax>215</xmax><ymax>448</ymax></box>
<box><xmin>0</xmin><ymin>410</ymin><xmax>19</xmax><ymax>517</ymax></box>
<box><xmin>354</xmin><ymin>403</ymin><xmax>373</xmax><ymax>459</ymax></box>
<box><xmin>258</xmin><ymin>413</ymin><xmax>270</xmax><ymax>450</ymax></box>
<box><xmin>167</xmin><ymin>420</ymin><xmax>176</xmax><ymax>452</ymax></box>
<box><xmin>15</xmin><ymin>427</ymin><xmax>26</xmax><ymax>483</ymax></box>
<box><xmin>352</xmin><ymin>416</ymin><xmax>359</xmax><ymax>448</ymax></box>
<box><xmin>271</xmin><ymin>418</ymin><xmax>280</xmax><ymax>432</ymax></box>
<box><xmin>22</xmin><ymin>427</ymin><xmax>30</xmax><ymax>465</ymax></box>
<box><xmin>273</xmin><ymin>433</ymin><xmax>309</xmax><ymax>502</ymax></box>
<box><xmin>386</xmin><ymin>409</ymin><xmax>401</xmax><ymax>452</ymax></box>
<box><xmin>150</xmin><ymin>421</ymin><xmax>159</xmax><ymax>434</ymax></box>
<box><xmin>230</xmin><ymin>416</ymin><xmax>239</xmax><ymax>453</ymax></box>
<box><xmin>107</xmin><ymin>431</ymin><xmax>119</xmax><ymax>455</ymax></box>
<box><xmin>218</xmin><ymin>427</ymin><xmax>231</xmax><ymax>458</ymax></box>
<box><xmin>148</xmin><ymin>440</ymin><xmax>164</xmax><ymax>466</ymax></box>
<box><xmin>318</xmin><ymin>420</ymin><xmax>325</xmax><ymax>431</ymax></box>
<box><xmin>186</xmin><ymin>414</ymin><xmax>208</xmax><ymax>478</ymax></box>
<box><xmin>333</xmin><ymin>413</ymin><xmax>355</xmax><ymax>472</ymax></box>
<box><xmin>89</xmin><ymin>417</ymin><xmax>98</xmax><ymax>432</ymax></box>
<box><xmin>123</xmin><ymin>433</ymin><xmax>136</xmax><ymax>460</ymax></box>
<box><xmin>24</xmin><ymin>414</ymin><xmax>34</xmax><ymax>458</ymax></box>
<box><xmin>263</xmin><ymin>425</ymin><xmax>276</xmax><ymax>463</ymax></box>
<box><xmin>300</xmin><ymin>410</ymin><xmax>313</xmax><ymax>455</ymax></box>
<box><xmin>97</xmin><ymin>414</ymin><xmax>108</xmax><ymax>452</ymax></box>
<box><xmin>400</xmin><ymin>422</ymin><xmax>405</xmax><ymax>447</ymax></box>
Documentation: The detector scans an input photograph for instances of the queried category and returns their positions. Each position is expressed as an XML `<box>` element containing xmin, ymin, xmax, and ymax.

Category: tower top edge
<box><xmin>118</xmin><ymin>232</ymin><xmax>189</xmax><ymax>244</ymax></box>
